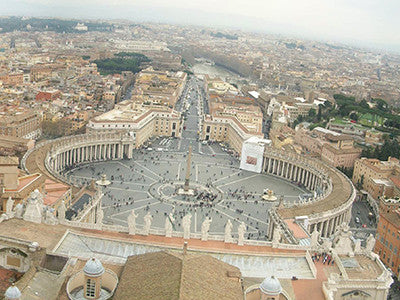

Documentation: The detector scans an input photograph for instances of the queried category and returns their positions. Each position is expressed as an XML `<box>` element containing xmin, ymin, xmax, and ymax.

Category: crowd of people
<box><xmin>312</xmin><ymin>252</ymin><xmax>335</xmax><ymax>265</ymax></box>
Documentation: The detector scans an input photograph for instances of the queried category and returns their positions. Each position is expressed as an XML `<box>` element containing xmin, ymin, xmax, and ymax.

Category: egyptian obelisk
<box><xmin>184</xmin><ymin>146</ymin><xmax>192</xmax><ymax>191</ymax></box>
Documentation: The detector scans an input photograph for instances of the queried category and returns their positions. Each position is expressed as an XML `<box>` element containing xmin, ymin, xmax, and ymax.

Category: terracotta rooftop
<box><xmin>380</xmin><ymin>210</ymin><xmax>400</xmax><ymax>231</ymax></box>
<box><xmin>43</xmin><ymin>179</ymin><xmax>70</xmax><ymax>205</ymax></box>
<box><xmin>0</xmin><ymin>267</ymin><xmax>23</xmax><ymax>297</ymax></box>
<box><xmin>114</xmin><ymin>251</ymin><xmax>243</xmax><ymax>300</ymax></box>
<box><xmin>4</xmin><ymin>173</ymin><xmax>42</xmax><ymax>193</ymax></box>
<box><xmin>322</xmin><ymin>143</ymin><xmax>362</xmax><ymax>155</ymax></box>
<box><xmin>389</xmin><ymin>175</ymin><xmax>400</xmax><ymax>189</ymax></box>
<box><xmin>284</xmin><ymin>219</ymin><xmax>309</xmax><ymax>239</ymax></box>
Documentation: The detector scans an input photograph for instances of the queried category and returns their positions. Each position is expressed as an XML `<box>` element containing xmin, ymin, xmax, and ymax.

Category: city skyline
<box><xmin>1</xmin><ymin>0</ymin><xmax>400</xmax><ymax>53</ymax></box>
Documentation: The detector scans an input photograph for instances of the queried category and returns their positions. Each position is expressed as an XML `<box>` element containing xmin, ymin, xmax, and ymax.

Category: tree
<box><xmin>361</xmin><ymin>138</ymin><xmax>400</xmax><ymax>160</ymax></box>
<box><xmin>308</xmin><ymin>108</ymin><xmax>316</xmax><ymax>118</ymax></box>
<box><xmin>93</xmin><ymin>53</ymin><xmax>150</xmax><ymax>75</ymax></box>
<box><xmin>349</xmin><ymin>112</ymin><xmax>358</xmax><ymax>121</ymax></box>
<box><xmin>337</xmin><ymin>166</ymin><xmax>354</xmax><ymax>179</ymax></box>
<box><xmin>42</xmin><ymin>119</ymin><xmax>71</xmax><ymax>138</ymax></box>
<box><xmin>317</xmin><ymin>104</ymin><xmax>322</xmax><ymax>121</ymax></box>
<box><xmin>356</xmin><ymin>174</ymin><xmax>364</xmax><ymax>190</ymax></box>
<box><xmin>360</xmin><ymin>99</ymin><xmax>369</xmax><ymax>109</ymax></box>
<box><xmin>374</xmin><ymin>98</ymin><xmax>388</xmax><ymax>111</ymax></box>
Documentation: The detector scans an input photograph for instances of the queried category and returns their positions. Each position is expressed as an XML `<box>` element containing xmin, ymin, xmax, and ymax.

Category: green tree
<box><xmin>359</xmin><ymin>99</ymin><xmax>369</xmax><ymax>109</ymax></box>
<box><xmin>337</xmin><ymin>166</ymin><xmax>354</xmax><ymax>179</ymax></box>
<box><xmin>42</xmin><ymin>119</ymin><xmax>71</xmax><ymax>138</ymax></box>
<box><xmin>317</xmin><ymin>104</ymin><xmax>322</xmax><ymax>121</ymax></box>
<box><xmin>94</xmin><ymin>53</ymin><xmax>150</xmax><ymax>75</ymax></box>
<box><xmin>308</xmin><ymin>108</ymin><xmax>316</xmax><ymax>118</ymax></box>
<box><xmin>349</xmin><ymin>112</ymin><xmax>358</xmax><ymax>121</ymax></box>
<box><xmin>356</xmin><ymin>174</ymin><xmax>364</xmax><ymax>190</ymax></box>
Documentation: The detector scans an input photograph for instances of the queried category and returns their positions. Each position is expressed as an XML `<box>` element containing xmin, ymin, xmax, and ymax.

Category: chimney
<box><xmin>183</xmin><ymin>241</ymin><xmax>188</xmax><ymax>255</ymax></box>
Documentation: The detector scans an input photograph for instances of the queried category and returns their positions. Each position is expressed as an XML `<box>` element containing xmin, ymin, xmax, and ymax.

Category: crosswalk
<box><xmin>159</xmin><ymin>138</ymin><xmax>172</xmax><ymax>147</ymax></box>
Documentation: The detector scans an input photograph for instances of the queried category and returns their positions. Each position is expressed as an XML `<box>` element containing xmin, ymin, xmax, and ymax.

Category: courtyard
<box><xmin>66</xmin><ymin>137</ymin><xmax>307</xmax><ymax>241</ymax></box>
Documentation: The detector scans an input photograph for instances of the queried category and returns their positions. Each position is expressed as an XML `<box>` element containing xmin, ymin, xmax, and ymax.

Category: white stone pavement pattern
<box><xmin>66</xmin><ymin>139</ymin><xmax>308</xmax><ymax>241</ymax></box>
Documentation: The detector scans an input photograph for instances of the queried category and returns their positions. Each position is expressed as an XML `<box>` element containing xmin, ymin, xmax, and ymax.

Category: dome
<box><xmin>5</xmin><ymin>284</ymin><xmax>21</xmax><ymax>299</ymax></box>
<box><xmin>84</xmin><ymin>258</ymin><xmax>105</xmax><ymax>277</ymax></box>
<box><xmin>259</xmin><ymin>275</ymin><xmax>282</xmax><ymax>296</ymax></box>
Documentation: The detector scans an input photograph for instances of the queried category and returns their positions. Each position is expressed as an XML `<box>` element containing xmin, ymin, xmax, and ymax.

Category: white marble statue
<box><xmin>238</xmin><ymin>222</ymin><xmax>246</xmax><ymax>246</ymax></box>
<box><xmin>333</xmin><ymin>223</ymin><xmax>353</xmax><ymax>255</ymax></box>
<box><xmin>165</xmin><ymin>213</ymin><xmax>175</xmax><ymax>238</ymax></box>
<box><xmin>322</xmin><ymin>238</ymin><xmax>333</xmax><ymax>251</ymax></box>
<box><xmin>201</xmin><ymin>217</ymin><xmax>212</xmax><ymax>241</ymax></box>
<box><xmin>14</xmin><ymin>203</ymin><xmax>24</xmax><ymax>219</ymax></box>
<box><xmin>45</xmin><ymin>207</ymin><xmax>58</xmax><ymax>225</ymax></box>
<box><xmin>58</xmin><ymin>201</ymin><xmax>66</xmax><ymax>222</ymax></box>
<box><xmin>128</xmin><ymin>210</ymin><xmax>138</xmax><ymax>235</ymax></box>
<box><xmin>365</xmin><ymin>234</ymin><xmax>376</xmax><ymax>254</ymax></box>
<box><xmin>224</xmin><ymin>219</ymin><xmax>233</xmax><ymax>243</ymax></box>
<box><xmin>354</xmin><ymin>239</ymin><xmax>361</xmax><ymax>253</ymax></box>
<box><xmin>23</xmin><ymin>190</ymin><xmax>43</xmax><ymax>224</ymax></box>
<box><xmin>144</xmin><ymin>212</ymin><xmax>153</xmax><ymax>235</ymax></box>
<box><xmin>182</xmin><ymin>214</ymin><xmax>192</xmax><ymax>239</ymax></box>
<box><xmin>6</xmin><ymin>197</ymin><xmax>14</xmax><ymax>218</ymax></box>
<box><xmin>0</xmin><ymin>213</ymin><xmax>8</xmax><ymax>223</ymax></box>
<box><xmin>31</xmin><ymin>189</ymin><xmax>44</xmax><ymax>205</ymax></box>
<box><xmin>311</xmin><ymin>229</ymin><xmax>320</xmax><ymax>248</ymax></box>
<box><xmin>272</xmin><ymin>226</ymin><xmax>282</xmax><ymax>244</ymax></box>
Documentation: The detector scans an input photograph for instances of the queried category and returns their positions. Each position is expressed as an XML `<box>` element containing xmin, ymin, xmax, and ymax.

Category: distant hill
<box><xmin>0</xmin><ymin>16</ymin><xmax>112</xmax><ymax>33</ymax></box>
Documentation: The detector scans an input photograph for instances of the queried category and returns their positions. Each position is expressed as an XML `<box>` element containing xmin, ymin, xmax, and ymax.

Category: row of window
<box><xmin>379</xmin><ymin>235</ymin><xmax>398</xmax><ymax>254</ymax></box>
<box><xmin>381</xmin><ymin>224</ymin><xmax>400</xmax><ymax>240</ymax></box>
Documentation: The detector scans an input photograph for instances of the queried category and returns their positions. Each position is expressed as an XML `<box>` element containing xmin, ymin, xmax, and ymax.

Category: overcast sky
<box><xmin>2</xmin><ymin>0</ymin><xmax>400</xmax><ymax>52</ymax></box>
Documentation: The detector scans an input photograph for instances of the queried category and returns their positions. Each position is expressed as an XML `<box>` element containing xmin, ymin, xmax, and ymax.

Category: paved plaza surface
<box><xmin>66</xmin><ymin>77</ymin><xmax>308</xmax><ymax>240</ymax></box>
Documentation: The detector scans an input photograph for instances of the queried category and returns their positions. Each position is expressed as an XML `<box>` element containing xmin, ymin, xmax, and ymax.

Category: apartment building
<box><xmin>321</xmin><ymin>134</ymin><xmax>362</xmax><ymax>168</ymax></box>
<box><xmin>0</xmin><ymin>105</ymin><xmax>42</xmax><ymax>139</ymax></box>
<box><xmin>87</xmin><ymin>101</ymin><xmax>181</xmax><ymax>148</ymax></box>
<box><xmin>375</xmin><ymin>202</ymin><xmax>400</xmax><ymax>277</ymax></box>
<box><xmin>131</xmin><ymin>67</ymin><xmax>187</xmax><ymax>107</ymax></box>
<box><xmin>352</xmin><ymin>157</ymin><xmax>400</xmax><ymax>199</ymax></box>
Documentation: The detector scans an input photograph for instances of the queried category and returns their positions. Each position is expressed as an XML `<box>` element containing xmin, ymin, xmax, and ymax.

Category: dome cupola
<box><xmin>259</xmin><ymin>275</ymin><xmax>282</xmax><ymax>296</ymax></box>
<box><xmin>83</xmin><ymin>258</ymin><xmax>105</xmax><ymax>277</ymax></box>
<box><xmin>5</xmin><ymin>284</ymin><xmax>22</xmax><ymax>300</ymax></box>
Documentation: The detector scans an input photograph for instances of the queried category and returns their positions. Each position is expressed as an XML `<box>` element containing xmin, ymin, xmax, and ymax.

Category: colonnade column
<box><xmin>267</xmin><ymin>158</ymin><xmax>272</xmax><ymax>173</ymax></box>
<box><xmin>285</xmin><ymin>162</ymin><xmax>290</xmax><ymax>178</ymax></box>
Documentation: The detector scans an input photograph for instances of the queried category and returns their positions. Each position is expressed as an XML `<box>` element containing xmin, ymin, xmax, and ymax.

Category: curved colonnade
<box><xmin>264</xmin><ymin>149</ymin><xmax>356</xmax><ymax>239</ymax></box>
<box><xmin>43</xmin><ymin>133</ymin><xmax>136</xmax><ymax>183</ymax></box>
<box><xmin>21</xmin><ymin>132</ymin><xmax>136</xmax><ymax>186</ymax></box>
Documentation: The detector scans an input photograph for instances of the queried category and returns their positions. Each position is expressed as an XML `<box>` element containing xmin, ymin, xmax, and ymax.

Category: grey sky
<box><xmin>2</xmin><ymin>0</ymin><xmax>400</xmax><ymax>52</ymax></box>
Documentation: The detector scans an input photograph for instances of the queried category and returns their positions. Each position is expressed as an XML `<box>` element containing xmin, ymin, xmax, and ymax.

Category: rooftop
<box><xmin>0</xmin><ymin>156</ymin><xmax>19</xmax><ymax>165</ymax></box>
<box><xmin>4</xmin><ymin>173</ymin><xmax>42</xmax><ymax>193</ymax></box>
<box><xmin>114</xmin><ymin>251</ymin><xmax>243</xmax><ymax>300</ymax></box>
<box><xmin>279</xmin><ymin>163</ymin><xmax>353</xmax><ymax>219</ymax></box>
